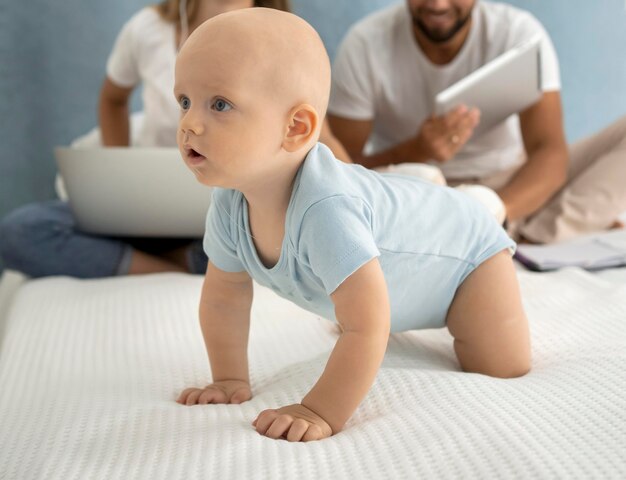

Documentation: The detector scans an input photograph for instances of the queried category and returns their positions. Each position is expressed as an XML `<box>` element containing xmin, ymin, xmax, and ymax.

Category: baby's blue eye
<box><xmin>179</xmin><ymin>96</ymin><xmax>191</xmax><ymax>110</ymax></box>
<box><xmin>212</xmin><ymin>99</ymin><xmax>232</xmax><ymax>112</ymax></box>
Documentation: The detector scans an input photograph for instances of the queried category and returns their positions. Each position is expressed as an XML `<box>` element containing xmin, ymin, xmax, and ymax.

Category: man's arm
<box><xmin>328</xmin><ymin>115</ymin><xmax>418</xmax><ymax>168</ymax></box>
<box><xmin>177</xmin><ymin>262</ymin><xmax>254</xmax><ymax>405</ymax></box>
<box><xmin>328</xmin><ymin>107</ymin><xmax>479</xmax><ymax>169</ymax></box>
<box><xmin>98</xmin><ymin>77</ymin><xmax>133</xmax><ymax>146</ymax></box>
<box><xmin>253</xmin><ymin>258</ymin><xmax>390</xmax><ymax>440</ymax></box>
<box><xmin>496</xmin><ymin>91</ymin><xmax>569</xmax><ymax>221</ymax></box>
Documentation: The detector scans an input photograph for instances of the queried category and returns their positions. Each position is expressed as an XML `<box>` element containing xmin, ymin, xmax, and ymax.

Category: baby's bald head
<box><xmin>177</xmin><ymin>8</ymin><xmax>331</xmax><ymax>128</ymax></box>
<box><xmin>174</xmin><ymin>9</ymin><xmax>332</xmax><ymax>188</ymax></box>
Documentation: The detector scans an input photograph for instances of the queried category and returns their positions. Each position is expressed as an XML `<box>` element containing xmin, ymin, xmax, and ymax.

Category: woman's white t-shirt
<box><xmin>106</xmin><ymin>7</ymin><xmax>179</xmax><ymax>147</ymax></box>
<box><xmin>329</xmin><ymin>1</ymin><xmax>561</xmax><ymax>179</ymax></box>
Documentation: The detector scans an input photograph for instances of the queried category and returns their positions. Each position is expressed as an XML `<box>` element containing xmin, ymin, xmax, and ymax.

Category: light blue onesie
<box><xmin>203</xmin><ymin>143</ymin><xmax>515</xmax><ymax>333</ymax></box>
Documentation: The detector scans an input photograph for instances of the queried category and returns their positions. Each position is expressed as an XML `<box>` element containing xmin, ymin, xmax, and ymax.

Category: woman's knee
<box><xmin>0</xmin><ymin>205</ymin><xmax>36</xmax><ymax>262</ymax></box>
<box><xmin>0</xmin><ymin>201</ymin><xmax>73</xmax><ymax>274</ymax></box>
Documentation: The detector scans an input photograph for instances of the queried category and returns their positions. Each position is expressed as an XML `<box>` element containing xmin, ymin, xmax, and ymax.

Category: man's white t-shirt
<box><xmin>329</xmin><ymin>1</ymin><xmax>561</xmax><ymax>179</ymax></box>
<box><xmin>106</xmin><ymin>7</ymin><xmax>179</xmax><ymax>147</ymax></box>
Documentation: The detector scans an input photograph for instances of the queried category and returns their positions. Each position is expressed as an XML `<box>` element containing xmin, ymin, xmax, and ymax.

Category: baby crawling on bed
<box><xmin>174</xmin><ymin>8</ymin><xmax>531</xmax><ymax>442</ymax></box>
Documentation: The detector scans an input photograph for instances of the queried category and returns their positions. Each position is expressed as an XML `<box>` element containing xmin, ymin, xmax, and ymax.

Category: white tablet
<box><xmin>434</xmin><ymin>35</ymin><xmax>542</xmax><ymax>138</ymax></box>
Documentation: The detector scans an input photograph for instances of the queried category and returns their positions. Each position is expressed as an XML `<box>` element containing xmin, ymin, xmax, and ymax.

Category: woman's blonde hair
<box><xmin>156</xmin><ymin>0</ymin><xmax>291</xmax><ymax>23</ymax></box>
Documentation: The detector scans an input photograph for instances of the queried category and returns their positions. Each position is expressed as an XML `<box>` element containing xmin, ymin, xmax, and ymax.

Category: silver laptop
<box><xmin>55</xmin><ymin>147</ymin><xmax>212</xmax><ymax>237</ymax></box>
<box><xmin>434</xmin><ymin>35</ymin><xmax>542</xmax><ymax>138</ymax></box>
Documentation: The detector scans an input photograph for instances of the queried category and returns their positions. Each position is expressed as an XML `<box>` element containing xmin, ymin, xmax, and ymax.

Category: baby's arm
<box><xmin>253</xmin><ymin>258</ymin><xmax>390</xmax><ymax>440</ymax></box>
<box><xmin>177</xmin><ymin>262</ymin><xmax>254</xmax><ymax>405</ymax></box>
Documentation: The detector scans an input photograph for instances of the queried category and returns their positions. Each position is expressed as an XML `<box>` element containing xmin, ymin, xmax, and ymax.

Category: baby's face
<box><xmin>174</xmin><ymin>38</ymin><xmax>288</xmax><ymax>189</ymax></box>
<box><xmin>174</xmin><ymin>9</ymin><xmax>331</xmax><ymax>190</ymax></box>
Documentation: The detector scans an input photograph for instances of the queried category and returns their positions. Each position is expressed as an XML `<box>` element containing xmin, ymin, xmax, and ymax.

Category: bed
<box><xmin>0</xmin><ymin>265</ymin><xmax>625</xmax><ymax>479</ymax></box>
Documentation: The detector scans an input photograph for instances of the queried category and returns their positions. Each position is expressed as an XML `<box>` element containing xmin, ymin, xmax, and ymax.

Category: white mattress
<box><xmin>0</xmin><ymin>268</ymin><xmax>625</xmax><ymax>479</ymax></box>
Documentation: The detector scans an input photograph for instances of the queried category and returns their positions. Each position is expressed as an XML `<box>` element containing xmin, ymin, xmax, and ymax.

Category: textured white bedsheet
<box><xmin>0</xmin><ymin>268</ymin><xmax>625</xmax><ymax>479</ymax></box>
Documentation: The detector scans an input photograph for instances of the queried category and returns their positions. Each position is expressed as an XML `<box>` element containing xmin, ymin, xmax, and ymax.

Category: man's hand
<box><xmin>253</xmin><ymin>403</ymin><xmax>333</xmax><ymax>442</ymax></box>
<box><xmin>176</xmin><ymin>379</ymin><xmax>252</xmax><ymax>405</ymax></box>
<box><xmin>415</xmin><ymin>105</ymin><xmax>480</xmax><ymax>162</ymax></box>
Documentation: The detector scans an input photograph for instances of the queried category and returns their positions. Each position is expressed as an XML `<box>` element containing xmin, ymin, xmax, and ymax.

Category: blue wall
<box><xmin>1</xmin><ymin>0</ymin><xmax>625</xmax><ymax>224</ymax></box>
<box><xmin>505</xmin><ymin>0</ymin><xmax>626</xmax><ymax>144</ymax></box>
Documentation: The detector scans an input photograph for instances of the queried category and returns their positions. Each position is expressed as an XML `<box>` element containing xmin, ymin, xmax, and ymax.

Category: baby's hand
<box><xmin>176</xmin><ymin>380</ymin><xmax>251</xmax><ymax>405</ymax></box>
<box><xmin>253</xmin><ymin>403</ymin><xmax>333</xmax><ymax>442</ymax></box>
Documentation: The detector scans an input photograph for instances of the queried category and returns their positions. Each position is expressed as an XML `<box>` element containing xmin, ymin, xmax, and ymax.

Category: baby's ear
<box><xmin>282</xmin><ymin>104</ymin><xmax>319</xmax><ymax>152</ymax></box>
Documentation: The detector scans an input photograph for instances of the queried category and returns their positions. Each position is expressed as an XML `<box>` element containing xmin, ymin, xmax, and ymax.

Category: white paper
<box><xmin>516</xmin><ymin>230</ymin><xmax>626</xmax><ymax>270</ymax></box>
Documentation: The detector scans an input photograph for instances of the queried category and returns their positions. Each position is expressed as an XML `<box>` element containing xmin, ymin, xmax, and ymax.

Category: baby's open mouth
<box><xmin>189</xmin><ymin>148</ymin><xmax>203</xmax><ymax>158</ymax></box>
<box><xmin>185</xmin><ymin>146</ymin><xmax>206</xmax><ymax>162</ymax></box>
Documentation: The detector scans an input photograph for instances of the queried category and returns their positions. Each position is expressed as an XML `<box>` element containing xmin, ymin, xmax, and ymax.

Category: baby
<box><xmin>174</xmin><ymin>9</ymin><xmax>530</xmax><ymax>442</ymax></box>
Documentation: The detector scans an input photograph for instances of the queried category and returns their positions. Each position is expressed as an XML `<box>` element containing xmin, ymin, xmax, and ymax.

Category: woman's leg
<box><xmin>186</xmin><ymin>240</ymin><xmax>209</xmax><ymax>274</ymax></box>
<box><xmin>0</xmin><ymin>200</ymin><xmax>210</xmax><ymax>277</ymax></box>
<box><xmin>0</xmin><ymin>200</ymin><xmax>132</xmax><ymax>278</ymax></box>
<box><xmin>123</xmin><ymin>237</ymin><xmax>207</xmax><ymax>274</ymax></box>
<box><xmin>446</xmin><ymin>250</ymin><xmax>531</xmax><ymax>378</ymax></box>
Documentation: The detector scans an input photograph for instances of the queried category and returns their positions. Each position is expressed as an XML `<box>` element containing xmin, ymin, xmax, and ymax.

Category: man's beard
<box><xmin>412</xmin><ymin>8</ymin><xmax>473</xmax><ymax>44</ymax></box>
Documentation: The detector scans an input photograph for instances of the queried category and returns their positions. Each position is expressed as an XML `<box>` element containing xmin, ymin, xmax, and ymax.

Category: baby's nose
<box><xmin>180</xmin><ymin>112</ymin><xmax>205</xmax><ymax>136</ymax></box>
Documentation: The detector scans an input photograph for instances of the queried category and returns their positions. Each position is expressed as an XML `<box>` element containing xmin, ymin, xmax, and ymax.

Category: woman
<box><xmin>100</xmin><ymin>1</ymin><xmax>292</xmax><ymax>148</ymax></box>
<box><xmin>0</xmin><ymin>0</ymin><xmax>349</xmax><ymax>278</ymax></box>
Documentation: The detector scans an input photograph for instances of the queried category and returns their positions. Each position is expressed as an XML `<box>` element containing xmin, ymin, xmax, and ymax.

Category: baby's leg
<box><xmin>446</xmin><ymin>250</ymin><xmax>530</xmax><ymax>378</ymax></box>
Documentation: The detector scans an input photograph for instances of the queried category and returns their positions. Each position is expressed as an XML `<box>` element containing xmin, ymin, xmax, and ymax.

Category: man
<box><xmin>328</xmin><ymin>0</ymin><xmax>626</xmax><ymax>243</ymax></box>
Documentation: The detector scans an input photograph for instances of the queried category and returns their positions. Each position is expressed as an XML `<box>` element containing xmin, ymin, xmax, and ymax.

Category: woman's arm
<box><xmin>98</xmin><ymin>77</ymin><xmax>134</xmax><ymax>146</ymax></box>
